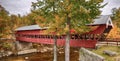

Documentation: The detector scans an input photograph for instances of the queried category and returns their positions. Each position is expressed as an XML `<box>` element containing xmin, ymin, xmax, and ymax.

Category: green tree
<box><xmin>32</xmin><ymin>0</ymin><xmax>105</xmax><ymax>61</ymax></box>
<box><xmin>112</xmin><ymin>8</ymin><xmax>120</xmax><ymax>19</ymax></box>
<box><xmin>112</xmin><ymin>8</ymin><xmax>120</xmax><ymax>27</ymax></box>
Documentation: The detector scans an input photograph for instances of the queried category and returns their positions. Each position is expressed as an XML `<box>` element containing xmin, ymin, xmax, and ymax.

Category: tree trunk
<box><xmin>53</xmin><ymin>35</ymin><xmax>57</xmax><ymax>61</ymax></box>
<box><xmin>65</xmin><ymin>17</ymin><xmax>70</xmax><ymax>61</ymax></box>
<box><xmin>65</xmin><ymin>32</ymin><xmax>70</xmax><ymax>61</ymax></box>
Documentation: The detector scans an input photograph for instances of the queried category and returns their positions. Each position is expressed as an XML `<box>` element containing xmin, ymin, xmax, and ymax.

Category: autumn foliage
<box><xmin>107</xmin><ymin>24</ymin><xmax>120</xmax><ymax>38</ymax></box>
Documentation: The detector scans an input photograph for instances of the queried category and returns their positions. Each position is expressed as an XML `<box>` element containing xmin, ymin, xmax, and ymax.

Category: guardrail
<box><xmin>104</xmin><ymin>38</ymin><xmax>120</xmax><ymax>41</ymax></box>
<box><xmin>97</xmin><ymin>41</ymin><xmax>120</xmax><ymax>46</ymax></box>
<box><xmin>0</xmin><ymin>38</ymin><xmax>15</xmax><ymax>41</ymax></box>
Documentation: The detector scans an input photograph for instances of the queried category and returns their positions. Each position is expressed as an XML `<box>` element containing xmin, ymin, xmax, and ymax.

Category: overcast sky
<box><xmin>0</xmin><ymin>0</ymin><xmax>36</xmax><ymax>16</ymax></box>
<box><xmin>0</xmin><ymin>0</ymin><xmax>120</xmax><ymax>16</ymax></box>
<box><xmin>101</xmin><ymin>0</ymin><xmax>120</xmax><ymax>15</ymax></box>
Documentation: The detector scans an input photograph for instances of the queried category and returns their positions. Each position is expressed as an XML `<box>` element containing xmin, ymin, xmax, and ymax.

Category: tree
<box><xmin>0</xmin><ymin>5</ymin><xmax>9</xmax><ymax>38</ymax></box>
<box><xmin>107</xmin><ymin>25</ymin><xmax>120</xmax><ymax>38</ymax></box>
<box><xmin>112</xmin><ymin>8</ymin><xmax>120</xmax><ymax>27</ymax></box>
<box><xmin>109</xmin><ymin>8</ymin><xmax>120</xmax><ymax>38</ymax></box>
<box><xmin>22</xmin><ymin>13</ymin><xmax>36</xmax><ymax>25</ymax></box>
<box><xmin>32</xmin><ymin>0</ymin><xmax>105</xmax><ymax>61</ymax></box>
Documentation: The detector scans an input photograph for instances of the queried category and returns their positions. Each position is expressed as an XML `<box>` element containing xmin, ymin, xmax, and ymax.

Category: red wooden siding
<box><xmin>16</xmin><ymin>36</ymin><xmax>97</xmax><ymax>48</ymax></box>
<box><xmin>15</xmin><ymin>24</ymin><xmax>111</xmax><ymax>48</ymax></box>
<box><xmin>84</xmin><ymin>25</ymin><xmax>106</xmax><ymax>34</ymax></box>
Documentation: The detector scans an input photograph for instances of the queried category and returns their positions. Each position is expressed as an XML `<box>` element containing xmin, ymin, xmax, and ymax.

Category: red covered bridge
<box><xmin>15</xmin><ymin>15</ymin><xmax>113</xmax><ymax>48</ymax></box>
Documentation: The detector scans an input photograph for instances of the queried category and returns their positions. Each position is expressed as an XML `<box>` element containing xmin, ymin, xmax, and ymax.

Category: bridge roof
<box><xmin>87</xmin><ymin>15</ymin><xmax>113</xmax><ymax>27</ymax></box>
<box><xmin>16</xmin><ymin>15</ymin><xmax>113</xmax><ymax>31</ymax></box>
<box><xmin>94</xmin><ymin>15</ymin><xmax>110</xmax><ymax>24</ymax></box>
<box><xmin>15</xmin><ymin>25</ymin><xmax>47</xmax><ymax>31</ymax></box>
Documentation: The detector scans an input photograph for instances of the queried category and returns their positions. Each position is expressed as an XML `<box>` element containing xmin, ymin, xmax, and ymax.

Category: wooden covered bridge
<box><xmin>15</xmin><ymin>15</ymin><xmax>113</xmax><ymax>48</ymax></box>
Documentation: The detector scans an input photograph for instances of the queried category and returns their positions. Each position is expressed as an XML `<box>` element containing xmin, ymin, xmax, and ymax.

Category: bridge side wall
<box><xmin>15</xmin><ymin>30</ymin><xmax>97</xmax><ymax>48</ymax></box>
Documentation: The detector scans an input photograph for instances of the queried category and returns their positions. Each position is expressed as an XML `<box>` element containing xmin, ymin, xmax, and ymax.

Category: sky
<box><xmin>101</xmin><ymin>0</ymin><xmax>120</xmax><ymax>15</ymax></box>
<box><xmin>0</xmin><ymin>0</ymin><xmax>36</xmax><ymax>16</ymax></box>
<box><xmin>0</xmin><ymin>0</ymin><xmax>120</xmax><ymax>16</ymax></box>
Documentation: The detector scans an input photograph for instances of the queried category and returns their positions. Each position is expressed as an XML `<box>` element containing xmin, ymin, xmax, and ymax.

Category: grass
<box><xmin>92</xmin><ymin>45</ymin><xmax>120</xmax><ymax>61</ymax></box>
